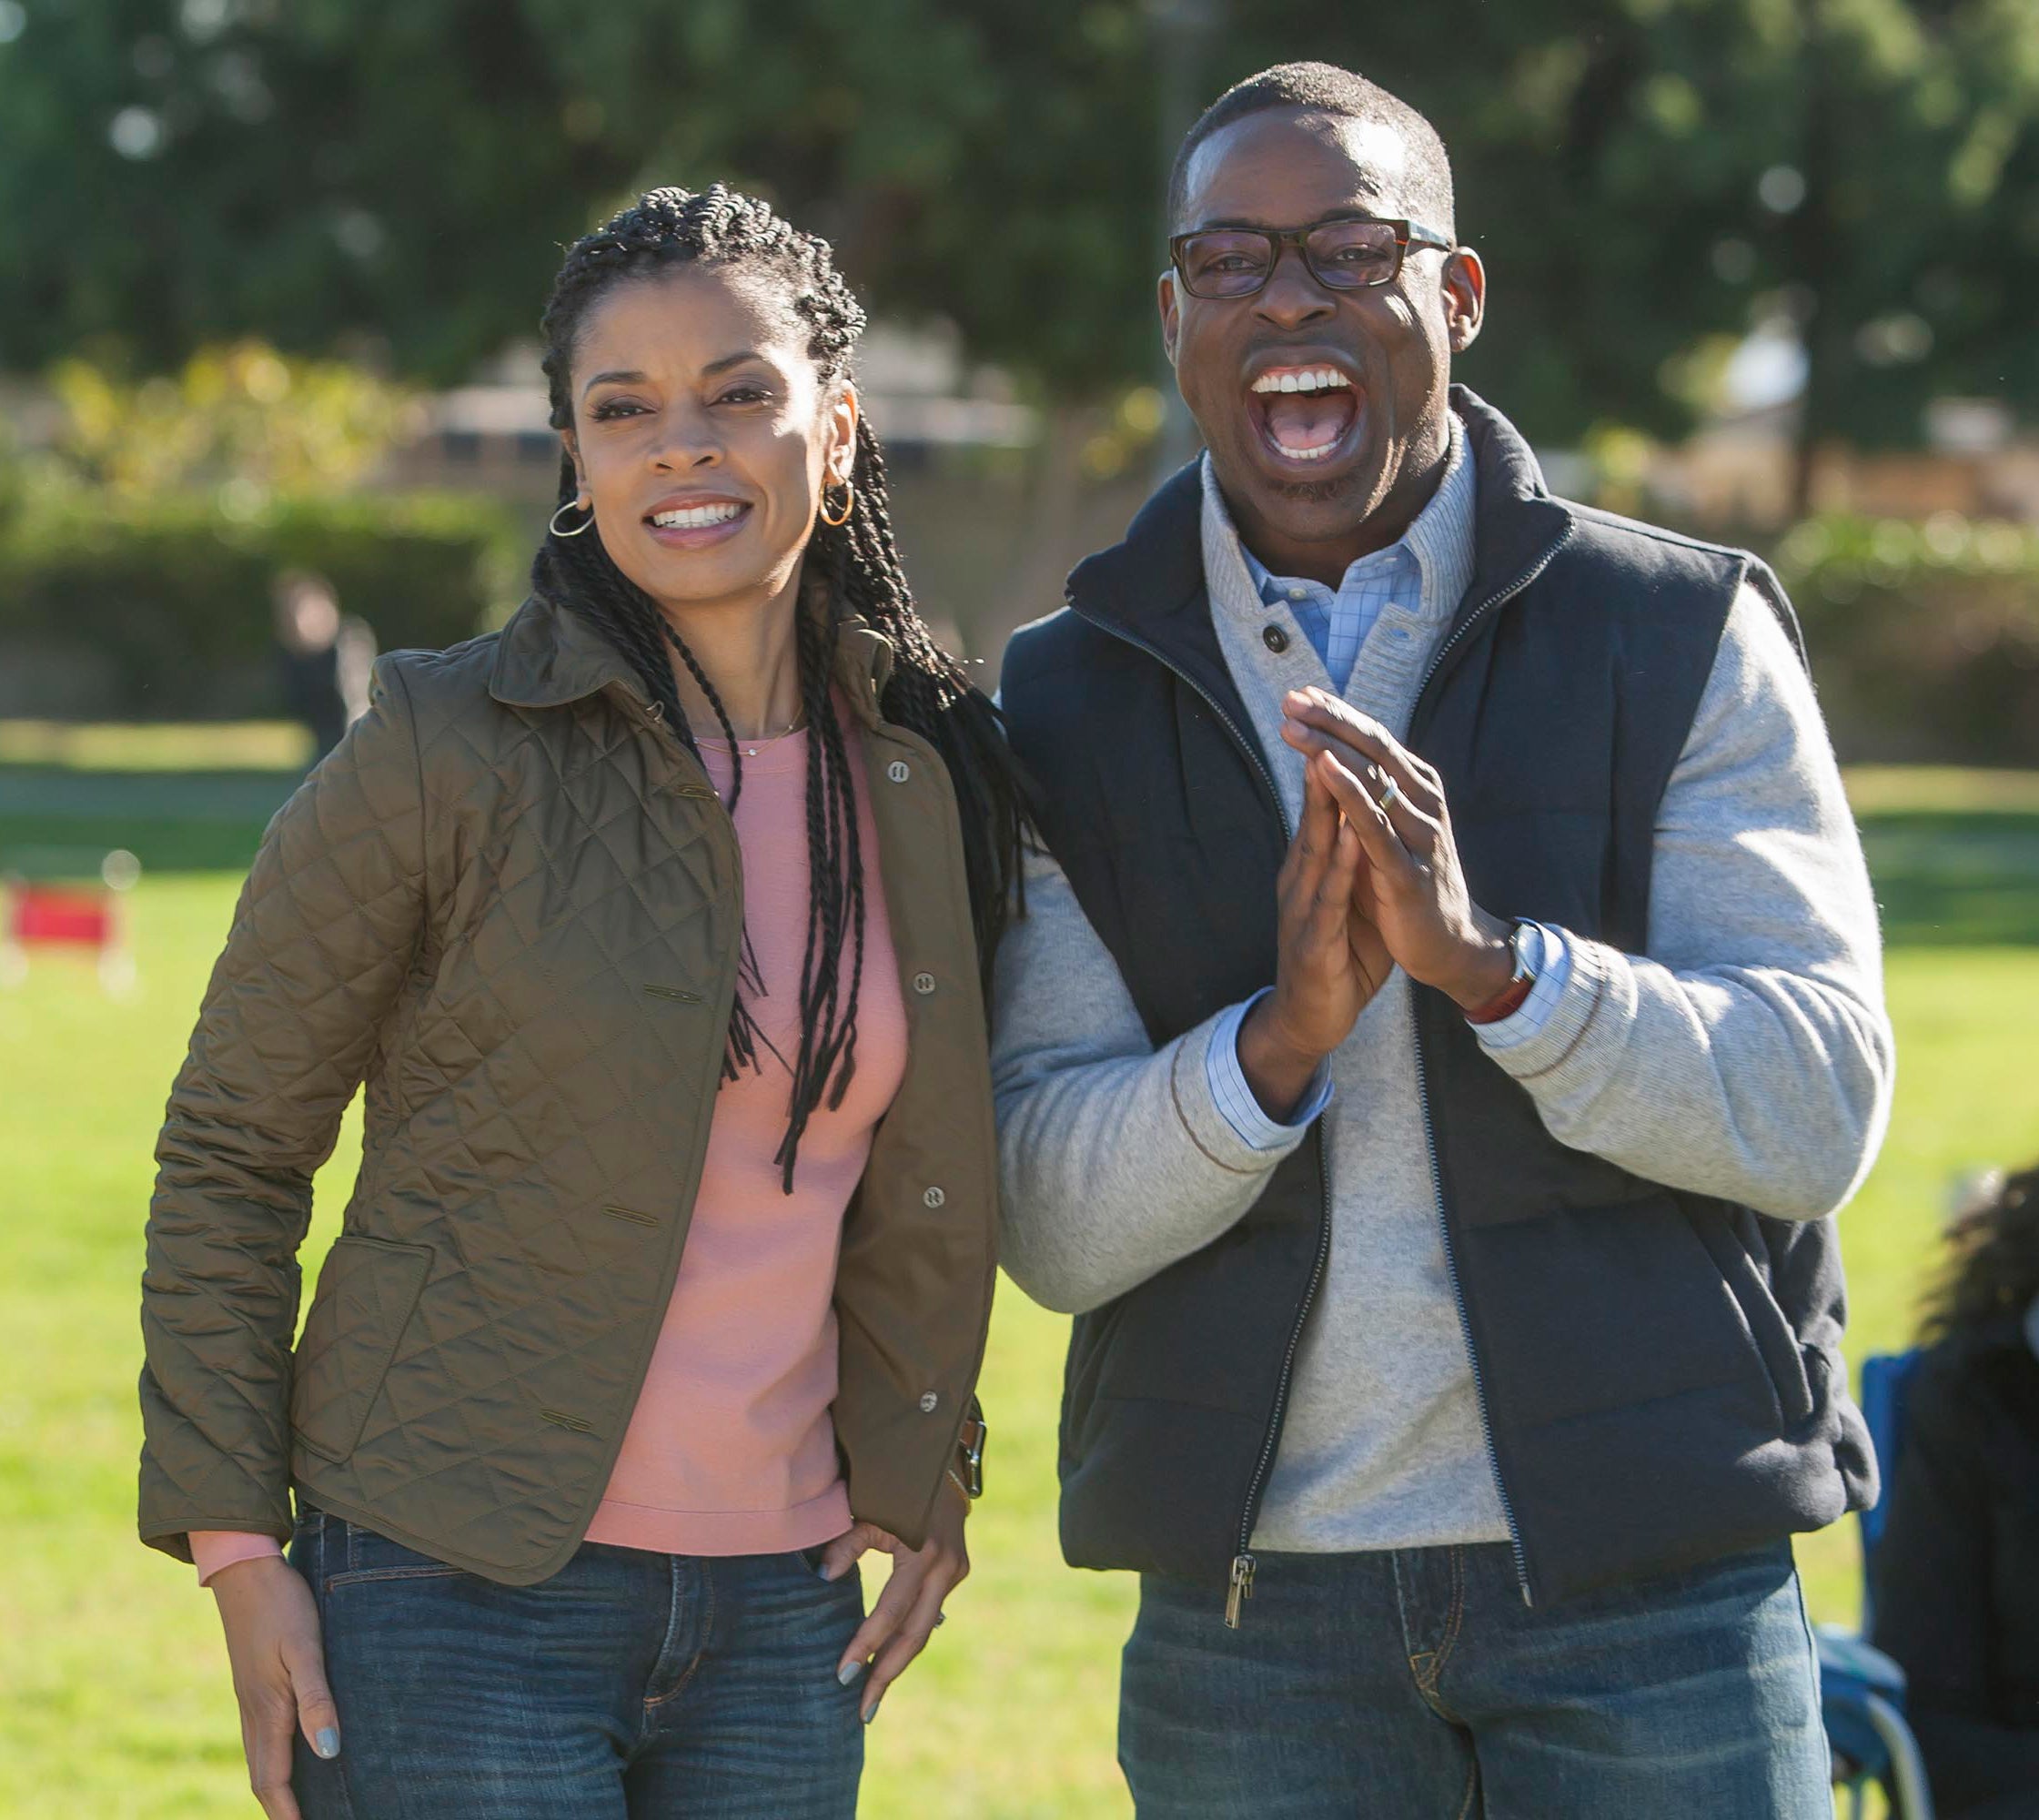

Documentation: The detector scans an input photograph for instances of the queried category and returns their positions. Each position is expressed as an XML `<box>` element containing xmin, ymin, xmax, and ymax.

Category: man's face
<box><xmin>1160</xmin><ymin>107</ymin><xmax>1483</xmax><ymax>566</ymax></box>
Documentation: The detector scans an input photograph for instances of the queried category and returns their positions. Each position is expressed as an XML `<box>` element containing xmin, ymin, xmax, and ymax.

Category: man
<box><xmin>994</xmin><ymin>61</ymin><xmax>1893</xmax><ymax>1817</ymax></box>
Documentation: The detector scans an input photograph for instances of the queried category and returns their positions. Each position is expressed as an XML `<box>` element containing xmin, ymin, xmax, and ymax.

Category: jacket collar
<box><xmin>1065</xmin><ymin>384</ymin><xmax>1573</xmax><ymax>670</ymax></box>
<box><xmin>488</xmin><ymin>575</ymin><xmax>896</xmax><ymax>733</ymax></box>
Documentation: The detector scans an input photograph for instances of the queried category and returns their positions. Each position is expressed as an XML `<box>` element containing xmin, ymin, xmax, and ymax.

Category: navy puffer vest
<box><xmin>1000</xmin><ymin>388</ymin><xmax>1873</xmax><ymax>1609</ymax></box>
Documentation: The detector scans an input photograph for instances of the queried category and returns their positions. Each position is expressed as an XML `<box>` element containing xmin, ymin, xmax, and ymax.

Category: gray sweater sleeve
<box><xmin>1478</xmin><ymin>583</ymin><xmax>1895</xmax><ymax>1220</ymax></box>
<box><xmin>990</xmin><ymin>844</ymin><xmax>1302</xmax><ymax>1315</ymax></box>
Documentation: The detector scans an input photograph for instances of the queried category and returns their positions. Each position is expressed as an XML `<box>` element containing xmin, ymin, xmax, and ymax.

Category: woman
<box><xmin>138</xmin><ymin>185</ymin><xmax>1026</xmax><ymax>1820</ymax></box>
<box><xmin>1871</xmin><ymin>1161</ymin><xmax>2039</xmax><ymax>1818</ymax></box>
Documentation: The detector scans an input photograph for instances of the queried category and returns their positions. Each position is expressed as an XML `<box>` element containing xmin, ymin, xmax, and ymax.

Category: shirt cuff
<box><xmin>1206</xmin><ymin>988</ymin><xmax>1335</xmax><ymax>1151</ymax></box>
<box><xmin>1469</xmin><ymin>922</ymin><xmax>1571</xmax><ymax>1051</ymax></box>
<box><xmin>191</xmin><ymin>1531</ymin><xmax>286</xmax><ymax>1587</ymax></box>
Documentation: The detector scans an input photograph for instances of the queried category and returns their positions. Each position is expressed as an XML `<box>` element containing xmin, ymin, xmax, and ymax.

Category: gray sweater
<box><xmin>991</xmin><ymin>448</ymin><xmax>1895</xmax><ymax>1555</ymax></box>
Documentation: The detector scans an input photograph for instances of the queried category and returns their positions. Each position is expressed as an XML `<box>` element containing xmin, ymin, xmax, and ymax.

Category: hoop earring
<box><xmin>818</xmin><ymin>478</ymin><xmax>855</xmax><ymax>528</ymax></box>
<box><xmin>550</xmin><ymin>499</ymin><xmax>596</xmax><ymax>538</ymax></box>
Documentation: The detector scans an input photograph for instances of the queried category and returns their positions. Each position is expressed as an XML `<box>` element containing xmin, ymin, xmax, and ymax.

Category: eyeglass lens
<box><xmin>1178</xmin><ymin>220</ymin><xmax>1403</xmax><ymax>297</ymax></box>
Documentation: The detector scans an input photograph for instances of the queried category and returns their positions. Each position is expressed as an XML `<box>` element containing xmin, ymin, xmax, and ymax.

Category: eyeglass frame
<box><xmin>1167</xmin><ymin>215</ymin><xmax>1457</xmax><ymax>300</ymax></box>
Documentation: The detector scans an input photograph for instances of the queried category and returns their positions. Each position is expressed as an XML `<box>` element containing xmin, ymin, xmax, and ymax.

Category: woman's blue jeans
<box><xmin>286</xmin><ymin>1504</ymin><xmax>865</xmax><ymax>1818</ymax></box>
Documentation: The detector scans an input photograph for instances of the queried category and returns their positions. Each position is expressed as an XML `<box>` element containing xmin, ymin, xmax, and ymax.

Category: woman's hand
<box><xmin>815</xmin><ymin>1477</ymin><xmax>970</xmax><ymax>1724</ymax></box>
<box><xmin>209</xmin><ymin>1555</ymin><xmax>340</xmax><ymax>1819</ymax></box>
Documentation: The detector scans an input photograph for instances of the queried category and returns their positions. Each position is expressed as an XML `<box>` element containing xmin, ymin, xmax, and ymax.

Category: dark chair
<box><xmin>1820</xmin><ymin>1348</ymin><xmax>1934</xmax><ymax>1818</ymax></box>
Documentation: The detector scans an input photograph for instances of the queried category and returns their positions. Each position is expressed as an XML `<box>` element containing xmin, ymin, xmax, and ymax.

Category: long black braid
<box><xmin>533</xmin><ymin>185</ymin><xmax>1028</xmax><ymax>1188</ymax></box>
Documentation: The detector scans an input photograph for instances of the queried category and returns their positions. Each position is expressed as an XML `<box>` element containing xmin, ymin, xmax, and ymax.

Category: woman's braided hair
<box><xmin>534</xmin><ymin>185</ymin><xmax>1027</xmax><ymax>1188</ymax></box>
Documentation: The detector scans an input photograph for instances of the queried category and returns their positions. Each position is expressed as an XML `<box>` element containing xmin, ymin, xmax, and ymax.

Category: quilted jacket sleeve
<box><xmin>139</xmin><ymin>657</ymin><xmax>429</xmax><ymax>1562</ymax></box>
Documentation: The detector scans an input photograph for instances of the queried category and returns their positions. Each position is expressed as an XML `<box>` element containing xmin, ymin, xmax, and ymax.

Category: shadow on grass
<box><xmin>3</xmin><ymin>767</ymin><xmax>2036</xmax><ymax>950</ymax></box>
<box><xmin>1858</xmin><ymin>811</ymin><xmax>2039</xmax><ymax>946</ymax></box>
<box><xmin>0</xmin><ymin>770</ymin><xmax>295</xmax><ymax>874</ymax></box>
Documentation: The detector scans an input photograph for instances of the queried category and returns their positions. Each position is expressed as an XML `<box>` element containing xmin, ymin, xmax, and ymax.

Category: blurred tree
<box><xmin>47</xmin><ymin>341</ymin><xmax>423</xmax><ymax>496</ymax></box>
<box><xmin>0</xmin><ymin>0</ymin><xmax>1160</xmax><ymax>388</ymax></box>
<box><xmin>3</xmin><ymin>0</ymin><xmax>2036</xmax><ymax>502</ymax></box>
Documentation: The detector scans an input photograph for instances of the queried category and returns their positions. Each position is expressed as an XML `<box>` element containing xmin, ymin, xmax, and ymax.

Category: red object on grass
<box><xmin>7</xmin><ymin>884</ymin><xmax>116</xmax><ymax>948</ymax></box>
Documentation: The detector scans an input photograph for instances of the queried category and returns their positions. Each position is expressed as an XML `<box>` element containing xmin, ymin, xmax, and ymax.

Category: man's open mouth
<box><xmin>1245</xmin><ymin>365</ymin><xmax>1361</xmax><ymax>467</ymax></box>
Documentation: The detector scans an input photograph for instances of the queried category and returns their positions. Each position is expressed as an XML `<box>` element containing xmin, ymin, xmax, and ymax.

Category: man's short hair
<box><xmin>1166</xmin><ymin>61</ymin><xmax>1456</xmax><ymax>241</ymax></box>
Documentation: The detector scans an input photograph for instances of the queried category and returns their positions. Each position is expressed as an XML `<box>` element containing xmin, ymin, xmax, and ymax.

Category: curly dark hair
<box><xmin>1918</xmin><ymin>1162</ymin><xmax>2039</xmax><ymax>1346</ymax></box>
<box><xmin>532</xmin><ymin>184</ymin><xmax>1027</xmax><ymax>1188</ymax></box>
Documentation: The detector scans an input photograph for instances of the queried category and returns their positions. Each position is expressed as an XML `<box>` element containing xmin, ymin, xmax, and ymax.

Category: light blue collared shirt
<box><xmin>1237</xmin><ymin>432</ymin><xmax>1479</xmax><ymax>695</ymax></box>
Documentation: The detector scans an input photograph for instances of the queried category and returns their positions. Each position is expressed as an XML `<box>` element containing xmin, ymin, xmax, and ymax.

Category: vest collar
<box><xmin>487</xmin><ymin>576</ymin><xmax>896</xmax><ymax>732</ymax></box>
<box><xmin>1448</xmin><ymin>385</ymin><xmax>1574</xmax><ymax>637</ymax></box>
<box><xmin>1065</xmin><ymin>383</ymin><xmax>1573</xmax><ymax>669</ymax></box>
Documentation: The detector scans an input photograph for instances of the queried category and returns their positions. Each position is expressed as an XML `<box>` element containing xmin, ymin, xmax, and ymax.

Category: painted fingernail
<box><xmin>314</xmin><ymin>1727</ymin><xmax>340</xmax><ymax>1760</ymax></box>
<box><xmin>863</xmin><ymin>1694</ymin><xmax>884</xmax><ymax>1725</ymax></box>
<box><xmin>814</xmin><ymin>1561</ymin><xmax>838</xmax><ymax>1582</ymax></box>
<box><xmin>837</xmin><ymin>1661</ymin><xmax>866</xmax><ymax>1687</ymax></box>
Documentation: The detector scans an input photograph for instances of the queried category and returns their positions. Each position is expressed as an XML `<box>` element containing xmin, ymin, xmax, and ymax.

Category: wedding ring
<box><xmin>1379</xmin><ymin>776</ymin><xmax>1404</xmax><ymax>814</ymax></box>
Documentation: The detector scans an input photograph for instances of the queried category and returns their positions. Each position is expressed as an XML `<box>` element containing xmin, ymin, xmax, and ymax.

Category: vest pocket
<box><xmin>1060</xmin><ymin>1298</ymin><xmax>1129</xmax><ymax>1468</ymax></box>
<box><xmin>290</xmin><ymin>1235</ymin><xmax>433</xmax><ymax>1464</ymax></box>
<box><xmin>1681</xmin><ymin>1206</ymin><xmax>1816</xmax><ymax>1431</ymax></box>
<box><xmin>1470</xmin><ymin>1190</ymin><xmax>1794</xmax><ymax>1431</ymax></box>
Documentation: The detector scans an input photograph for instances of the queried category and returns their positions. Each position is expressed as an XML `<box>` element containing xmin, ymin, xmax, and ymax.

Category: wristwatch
<box><xmin>1464</xmin><ymin>919</ymin><xmax>1539</xmax><ymax>1026</ymax></box>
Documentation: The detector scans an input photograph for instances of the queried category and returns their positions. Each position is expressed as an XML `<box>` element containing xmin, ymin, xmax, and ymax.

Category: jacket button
<box><xmin>887</xmin><ymin>760</ymin><xmax>911</xmax><ymax>784</ymax></box>
<box><xmin>919</xmin><ymin>1391</ymin><xmax>940</xmax><ymax>1413</ymax></box>
<box><xmin>1262</xmin><ymin>625</ymin><xmax>1289</xmax><ymax>654</ymax></box>
<box><xmin>924</xmin><ymin>1185</ymin><xmax>946</xmax><ymax>1208</ymax></box>
<box><xmin>913</xmin><ymin>972</ymin><xmax>936</xmax><ymax>996</ymax></box>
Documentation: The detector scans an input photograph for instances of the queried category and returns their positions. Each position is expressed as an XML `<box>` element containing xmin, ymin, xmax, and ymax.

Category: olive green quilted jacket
<box><xmin>138</xmin><ymin>592</ymin><xmax>999</xmax><ymax>1583</ymax></box>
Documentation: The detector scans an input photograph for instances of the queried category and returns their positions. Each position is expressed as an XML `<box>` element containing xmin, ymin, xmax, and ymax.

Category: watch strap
<box><xmin>1464</xmin><ymin>920</ymin><xmax>1536</xmax><ymax>1026</ymax></box>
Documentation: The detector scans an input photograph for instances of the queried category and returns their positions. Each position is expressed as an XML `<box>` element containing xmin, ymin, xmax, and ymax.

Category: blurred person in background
<box><xmin>995</xmin><ymin>60</ymin><xmax>1893</xmax><ymax>1817</ymax></box>
<box><xmin>1872</xmin><ymin>1161</ymin><xmax>2039</xmax><ymax>1817</ymax></box>
<box><xmin>139</xmin><ymin>185</ymin><xmax>1025</xmax><ymax>1820</ymax></box>
<box><xmin>270</xmin><ymin>570</ymin><xmax>376</xmax><ymax>762</ymax></box>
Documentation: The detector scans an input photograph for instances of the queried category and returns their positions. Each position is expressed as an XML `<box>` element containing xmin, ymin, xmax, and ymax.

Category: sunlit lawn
<box><xmin>0</xmin><ymin>752</ymin><xmax>2033</xmax><ymax>1816</ymax></box>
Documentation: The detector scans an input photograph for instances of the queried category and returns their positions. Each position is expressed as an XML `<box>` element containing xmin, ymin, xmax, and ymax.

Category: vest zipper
<box><xmin>1404</xmin><ymin>523</ymin><xmax>1574</xmax><ymax>1611</ymax></box>
<box><xmin>1061</xmin><ymin>594</ymin><xmax>1335</xmax><ymax>1631</ymax></box>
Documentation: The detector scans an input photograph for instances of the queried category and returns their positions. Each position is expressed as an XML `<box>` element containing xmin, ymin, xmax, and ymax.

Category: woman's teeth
<box><xmin>1249</xmin><ymin>369</ymin><xmax>1351</xmax><ymax>395</ymax></box>
<box><xmin>650</xmin><ymin>502</ymin><xmax>744</xmax><ymax>529</ymax></box>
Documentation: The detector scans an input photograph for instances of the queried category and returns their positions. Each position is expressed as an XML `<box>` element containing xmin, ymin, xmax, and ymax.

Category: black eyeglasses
<box><xmin>1169</xmin><ymin>217</ymin><xmax>1454</xmax><ymax>299</ymax></box>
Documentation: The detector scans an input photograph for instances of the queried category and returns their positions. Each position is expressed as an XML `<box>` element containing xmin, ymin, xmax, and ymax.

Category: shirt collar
<box><xmin>1206</xmin><ymin>410</ymin><xmax>1478</xmax><ymax>621</ymax></box>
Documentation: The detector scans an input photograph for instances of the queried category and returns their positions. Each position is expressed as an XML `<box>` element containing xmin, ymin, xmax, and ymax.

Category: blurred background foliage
<box><xmin>0</xmin><ymin>486</ymin><xmax>519</xmax><ymax>715</ymax></box>
<box><xmin>45</xmin><ymin>340</ymin><xmax>426</xmax><ymax>497</ymax></box>
<box><xmin>1781</xmin><ymin>511</ymin><xmax>2039</xmax><ymax>763</ymax></box>
<box><xmin>3</xmin><ymin>0</ymin><xmax>2038</xmax><ymax>459</ymax></box>
<box><xmin>0</xmin><ymin>0</ymin><xmax>2034</xmax><ymax>758</ymax></box>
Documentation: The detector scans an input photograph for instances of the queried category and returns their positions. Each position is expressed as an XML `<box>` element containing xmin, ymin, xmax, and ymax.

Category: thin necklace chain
<box><xmin>691</xmin><ymin>711</ymin><xmax>809</xmax><ymax>755</ymax></box>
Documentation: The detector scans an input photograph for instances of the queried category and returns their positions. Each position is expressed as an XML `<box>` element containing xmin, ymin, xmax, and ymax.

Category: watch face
<box><xmin>1510</xmin><ymin>920</ymin><xmax>1536</xmax><ymax>984</ymax></box>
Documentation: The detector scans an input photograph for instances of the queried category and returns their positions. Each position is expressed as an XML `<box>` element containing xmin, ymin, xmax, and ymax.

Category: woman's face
<box><xmin>563</xmin><ymin>265</ymin><xmax>856</xmax><ymax>614</ymax></box>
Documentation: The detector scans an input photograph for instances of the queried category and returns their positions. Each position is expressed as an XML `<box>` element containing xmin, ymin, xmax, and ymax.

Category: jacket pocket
<box><xmin>289</xmin><ymin>1235</ymin><xmax>433</xmax><ymax>1464</ymax></box>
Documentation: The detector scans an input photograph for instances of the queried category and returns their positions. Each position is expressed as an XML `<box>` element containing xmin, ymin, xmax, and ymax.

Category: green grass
<box><xmin>0</xmin><ymin>761</ymin><xmax>2034</xmax><ymax>1816</ymax></box>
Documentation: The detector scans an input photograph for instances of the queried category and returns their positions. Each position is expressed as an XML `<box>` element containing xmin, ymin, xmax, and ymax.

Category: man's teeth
<box><xmin>651</xmin><ymin>502</ymin><xmax>744</xmax><ymax>529</ymax></box>
<box><xmin>1249</xmin><ymin>369</ymin><xmax>1352</xmax><ymax>395</ymax></box>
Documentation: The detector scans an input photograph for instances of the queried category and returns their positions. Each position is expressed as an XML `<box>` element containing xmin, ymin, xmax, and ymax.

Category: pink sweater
<box><xmin>193</xmin><ymin>714</ymin><xmax>906</xmax><ymax>1584</ymax></box>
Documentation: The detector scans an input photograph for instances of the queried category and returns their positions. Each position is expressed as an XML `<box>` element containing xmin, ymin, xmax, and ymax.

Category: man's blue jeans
<box><xmin>286</xmin><ymin>1504</ymin><xmax>865</xmax><ymax>1818</ymax></box>
<box><xmin>1119</xmin><ymin>1540</ymin><xmax>1832</xmax><ymax>1818</ymax></box>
